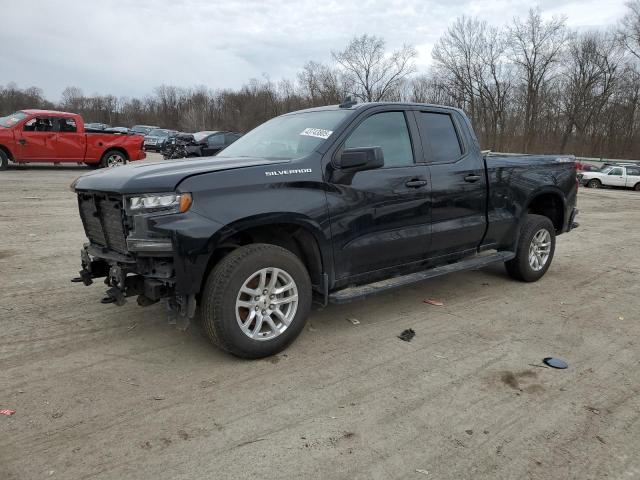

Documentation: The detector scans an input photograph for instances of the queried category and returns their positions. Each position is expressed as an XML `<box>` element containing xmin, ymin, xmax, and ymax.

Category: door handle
<box><xmin>464</xmin><ymin>174</ymin><xmax>481</xmax><ymax>183</ymax></box>
<box><xmin>405</xmin><ymin>179</ymin><xmax>428</xmax><ymax>188</ymax></box>
<box><xmin>19</xmin><ymin>139</ymin><xmax>27</xmax><ymax>145</ymax></box>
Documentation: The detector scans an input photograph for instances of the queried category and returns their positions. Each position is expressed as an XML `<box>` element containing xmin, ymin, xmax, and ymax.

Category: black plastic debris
<box><xmin>398</xmin><ymin>329</ymin><xmax>415</xmax><ymax>342</ymax></box>
<box><xmin>543</xmin><ymin>357</ymin><xmax>568</xmax><ymax>369</ymax></box>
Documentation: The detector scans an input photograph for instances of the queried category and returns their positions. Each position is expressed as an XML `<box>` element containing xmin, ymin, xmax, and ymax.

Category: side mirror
<box><xmin>336</xmin><ymin>147</ymin><xmax>384</xmax><ymax>171</ymax></box>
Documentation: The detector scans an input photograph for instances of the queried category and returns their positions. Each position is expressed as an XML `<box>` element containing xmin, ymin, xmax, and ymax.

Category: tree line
<box><xmin>3</xmin><ymin>3</ymin><xmax>640</xmax><ymax>159</ymax></box>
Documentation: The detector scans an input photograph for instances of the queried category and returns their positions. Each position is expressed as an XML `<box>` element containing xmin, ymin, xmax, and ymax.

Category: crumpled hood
<box><xmin>74</xmin><ymin>157</ymin><xmax>287</xmax><ymax>194</ymax></box>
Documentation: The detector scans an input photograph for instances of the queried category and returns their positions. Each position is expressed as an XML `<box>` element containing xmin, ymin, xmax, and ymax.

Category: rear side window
<box><xmin>416</xmin><ymin>112</ymin><xmax>462</xmax><ymax>163</ymax></box>
<box><xmin>344</xmin><ymin>112</ymin><xmax>413</xmax><ymax>167</ymax></box>
<box><xmin>55</xmin><ymin>117</ymin><xmax>77</xmax><ymax>132</ymax></box>
<box><xmin>626</xmin><ymin>167</ymin><xmax>640</xmax><ymax>176</ymax></box>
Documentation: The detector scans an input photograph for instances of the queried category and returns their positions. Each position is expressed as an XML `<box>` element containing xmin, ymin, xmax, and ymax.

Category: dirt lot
<box><xmin>1</xmin><ymin>159</ymin><xmax>639</xmax><ymax>480</ymax></box>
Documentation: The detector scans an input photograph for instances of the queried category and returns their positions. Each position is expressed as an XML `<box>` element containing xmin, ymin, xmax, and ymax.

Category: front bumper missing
<box><xmin>73</xmin><ymin>245</ymin><xmax>171</xmax><ymax>306</ymax></box>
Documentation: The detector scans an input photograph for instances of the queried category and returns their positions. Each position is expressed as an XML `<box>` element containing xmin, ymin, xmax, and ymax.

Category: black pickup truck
<box><xmin>72</xmin><ymin>101</ymin><xmax>579</xmax><ymax>358</ymax></box>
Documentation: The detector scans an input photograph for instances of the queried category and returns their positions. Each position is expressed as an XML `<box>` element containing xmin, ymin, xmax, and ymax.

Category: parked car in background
<box><xmin>85</xmin><ymin>122</ymin><xmax>111</xmax><ymax>131</ymax></box>
<box><xmin>0</xmin><ymin>110</ymin><xmax>146</xmax><ymax>169</ymax></box>
<box><xmin>105</xmin><ymin>127</ymin><xmax>130</xmax><ymax>134</ymax></box>
<box><xmin>579</xmin><ymin>165</ymin><xmax>640</xmax><ymax>190</ymax></box>
<box><xmin>130</xmin><ymin>125</ymin><xmax>160</xmax><ymax>136</ymax></box>
<box><xmin>144</xmin><ymin>128</ymin><xmax>178</xmax><ymax>152</ymax></box>
<box><xmin>161</xmin><ymin>130</ymin><xmax>241</xmax><ymax>159</ymax></box>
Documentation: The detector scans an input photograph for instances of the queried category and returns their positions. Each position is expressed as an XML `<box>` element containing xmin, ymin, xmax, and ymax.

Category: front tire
<box><xmin>587</xmin><ymin>179</ymin><xmax>602</xmax><ymax>188</ymax></box>
<box><xmin>506</xmin><ymin>214</ymin><xmax>556</xmax><ymax>282</ymax></box>
<box><xmin>0</xmin><ymin>150</ymin><xmax>9</xmax><ymax>170</ymax></box>
<box><xmin>201</xmin><ymin>244</ymin><xmax>312</xmax><ymax>359</ymax></box>
<box><xmin>634</xmin><ymin>183</ymin><xmax>640</xmax><ymax>192</ymax></box>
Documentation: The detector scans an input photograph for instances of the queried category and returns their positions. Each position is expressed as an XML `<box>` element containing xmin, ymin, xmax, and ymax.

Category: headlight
<box><xmin>129</xmin><ymin>192</ymin><xmax>192</xmax><ymax>213</ymax></box>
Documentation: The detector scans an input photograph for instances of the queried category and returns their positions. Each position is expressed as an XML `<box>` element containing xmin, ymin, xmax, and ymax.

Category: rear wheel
<box><xmin>100</xmin><ymin>149</ymin><xmax>127</xmax><ymax>168</ymax></box>
<box><xmin>587</xmin><ymin>179</ymin><xmax>602</xmax><ymax>188</ymax></box>
<box><xmin>0</xmin><ymin>150</ymin><xmax>8</xmax><ymax>171</ymax></box>
<box><xmin>200</xmin><ymin>244</ymin><xmax>312</xmax><ymax>358</ymax></box>
<box><xmin>506</xmin><ymin>214</ymin><xmax>556</xmax><ymax>282</ymax></box>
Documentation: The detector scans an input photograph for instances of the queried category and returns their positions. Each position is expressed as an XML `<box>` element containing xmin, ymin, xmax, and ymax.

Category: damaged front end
<box><xmin>72</xmin><ymin>190</ymin><xmax>196</xmax><ymax>319</ymax></box>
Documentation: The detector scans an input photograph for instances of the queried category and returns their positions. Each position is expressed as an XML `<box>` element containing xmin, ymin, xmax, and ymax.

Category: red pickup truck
<box><xmin>0</xmin><ymin>110</ymin><xmax>146</xmax><ymax>170</ymax></box>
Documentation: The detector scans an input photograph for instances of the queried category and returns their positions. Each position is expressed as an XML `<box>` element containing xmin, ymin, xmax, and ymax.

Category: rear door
<box><xmin>412</xmin><ymin>109</ymin><xmax>487</xmax><ymax>258</ymax></box>
<box><xmin>325</xmin><ymin>109</ymin><xmax>431</xmax><ymax>280</ymax></box>
<box><xmin>51</xmin><ymin>117</ymin><xmax>85</xmax><ymax>161</ymax></box>
<box><xmin>17</xmin><ymin>117</ymin><xmax>57</xmax><ymax>160</ymax></box>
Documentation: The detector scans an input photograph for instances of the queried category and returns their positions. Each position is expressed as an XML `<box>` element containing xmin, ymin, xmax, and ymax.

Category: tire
<box><xmin>0</xmin><ymin>149</ymin><xmax>9</xmax><ymax>170</ymax></box>
<box><xmin>634</xmin><ymin>183</ymin><xmax>640</xmax><ymax>192</ymax></box>
<box><xmin>505</xmin><ymin>214</ymin><xmax>556</xmax><ymax>282</ymax></box>
<box><xmin>200</xmin><ymin>243</ymin><xmax>312</xmax><ymax>358</ymax></box>
<box><xmin>100</xmin><ymin>149</ymin><xmax>128</xmax><ymax>168</ymax></box>
<box><xmin>587</xmin><ymin>179</ymin><xmax>602</xmax><ymax>188</ymax></box>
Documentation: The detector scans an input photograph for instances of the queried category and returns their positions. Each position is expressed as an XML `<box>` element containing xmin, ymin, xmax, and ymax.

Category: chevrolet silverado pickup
<box><xmin>71</xmin><ymin>101</ymin><xmax>579</xmax><ymax>358</ymax></box>
<box><xmin>0</xmin><ymin>110</ymin><xmax>146</xmax><ymax>169</ymax></box>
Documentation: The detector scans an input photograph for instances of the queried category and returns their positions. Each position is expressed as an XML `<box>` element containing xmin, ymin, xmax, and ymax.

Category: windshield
<box><xmin>193</xmin><ymin>131</ymin><xmax>217</xmax><ymax>142</ymax></box>
<box><xmin>0</xmin><ymin>111</ymin><xmax>28</xmax><ymax>128</ymax></box>
<box><xmin>217</xmin><ymin>110</ymin><xmax>350</xmax><ymax>160</ymax></box>
<box><xmin>148</xmin><ymin>129</ymin><xmax>169</xmax><ymax>137</ymax></box>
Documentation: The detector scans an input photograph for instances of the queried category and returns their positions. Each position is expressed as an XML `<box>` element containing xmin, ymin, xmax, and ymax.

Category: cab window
<box><xmin>207</xmin><ymin>133</ymin><xmax>225</xmax><ymax>147</ymax></box>
<box><xmin>608</xmin><ymin>168</ymin><xmax>623</xmax><ymax>176</ymax></box>
<box><xmin>24</xmin><ymin>117</ymin><xmax>54</xmax><ymax>132</ymax></box>
<box><xmin>416</xmin><ymin>112</ymin><xmax>463</xmax><ymax>163</ymax></box>
<box><xmin>55</xmin><ymin>117</ymin><xmax>77</xmax><ymax>133</ymax></box>
<box><xmin>344</xmin><ymin>111</ymin><xmax>413</xmax><ymax>167</ymax></box>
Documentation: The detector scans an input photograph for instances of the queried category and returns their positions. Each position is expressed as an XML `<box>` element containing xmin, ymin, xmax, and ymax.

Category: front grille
<box><xmin>78</xmin><ymin>192</ymin><xmax>128</xmax><ymax>254</ymax></box>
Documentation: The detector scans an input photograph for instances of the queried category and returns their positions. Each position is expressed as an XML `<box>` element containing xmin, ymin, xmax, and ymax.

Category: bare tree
<box><xmin>508</xmin><ymin>9</ymin><xmax>566</xmax><ymax>152</ymax></box>
<box><xmin>559</xmin><ymin>31</ymin><xmax>621</xmax><ymax>154</ymax></box>
<box><xmin>332</xmin><ymin>34</ymin><xmax>416</xmax><ymax>102</ymax></box>
<box><xmin>619</xmin><ymin>0</ymin><xmax>640</xmax><ymax>61</ymax></box>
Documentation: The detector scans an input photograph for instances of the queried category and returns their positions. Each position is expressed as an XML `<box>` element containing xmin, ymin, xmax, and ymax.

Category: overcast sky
<box><xmin>0</xmin><ymin>0</ymin><xmax>629</xmax><ymax>101</ymax></box>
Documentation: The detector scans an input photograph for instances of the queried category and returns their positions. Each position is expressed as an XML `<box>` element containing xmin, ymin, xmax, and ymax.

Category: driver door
<box><xmin>325</xmin><ymin>110</ymin><xmax>431</xmax><ymax>282</ymax></box>
<box><xmin>17</xmin><ymin>117</ymin><xmax>57</xmax><ymax>160</ymax></box>
<box><xmin>604</xmin><ymin>167</ymin><xmax>626</xmax><ymax>187</ymax></box>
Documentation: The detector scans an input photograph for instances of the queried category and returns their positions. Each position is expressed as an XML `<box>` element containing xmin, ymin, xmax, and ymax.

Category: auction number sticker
<box><xmin>300</xmin><ymin>128</ymin><xmax>333</xmax><ymax>139</ymax></box>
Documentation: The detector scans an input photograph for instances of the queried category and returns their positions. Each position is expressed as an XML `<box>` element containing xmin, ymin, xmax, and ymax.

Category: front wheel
<box><xmin>505</xmin><ymin>214</ymin><xmax>556</xmax><ymax>282</ymax></box>
<box><xmin>587</xmin><ymin>179</ymin><xmax>602</xmax><ymax>188</ymax></box>
<box><xmin>200</xmin><ymin>244</ymin><xmax>312</xmax><ymax>358</ymax></box>
<box><xmin>634</xmin><ymin>183</ymin><xmax>640</xmax><ymax>192</ymax></box>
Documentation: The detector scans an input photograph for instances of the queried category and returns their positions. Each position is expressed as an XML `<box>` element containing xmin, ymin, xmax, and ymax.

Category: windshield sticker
<box><xmin>300</xmin><ymin>128</ymin><xmax>333</xmax><ymax>139</ymax></box>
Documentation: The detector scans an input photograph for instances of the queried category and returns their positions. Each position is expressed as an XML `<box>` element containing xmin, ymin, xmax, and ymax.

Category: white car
<box><xmin>579</xmin><ymin>165</ymin><xmax>640</xmax><ymax>191</ymax></box>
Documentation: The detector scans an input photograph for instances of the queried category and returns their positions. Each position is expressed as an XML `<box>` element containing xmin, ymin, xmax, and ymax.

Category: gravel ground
<box><xmin>1</xmin><ymin>158</ymin><xmax>639</xmax><ymax>479</ymax></box>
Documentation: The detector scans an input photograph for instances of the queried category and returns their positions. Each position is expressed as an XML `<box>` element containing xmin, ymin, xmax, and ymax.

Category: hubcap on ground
<box><xmin>107</xmin><ymin>154</ymin><xmax>125</xmax><ymax>167</ymax></box>
<box><xmin>235</xmin><ymin>267</ymin><xmax>298</xmax><ymax>341</ymax></box>
<box><xmin>528</xmin><ymin>228</ymin><xmax>551</xmax><ymax>271</ymax></box>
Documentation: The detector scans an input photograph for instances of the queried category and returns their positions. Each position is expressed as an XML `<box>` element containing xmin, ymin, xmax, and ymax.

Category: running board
<box><xmin>328</xmin><ymin>251</ymin><xmax>515</xmax><ymax>304</ymax></box>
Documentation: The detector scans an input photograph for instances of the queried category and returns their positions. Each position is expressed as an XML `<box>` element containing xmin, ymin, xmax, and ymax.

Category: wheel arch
<box><xmin>524</xmin><ymin>188</ymin><xmax>566</xmax><ymax>233</ymax></box>
<box><xmin>102</xmin><ymin>147</ymin><xmax>129</xmax><ymax>161</ymax></box>
<box><xmin>201</xmin><ymin>214</ymin><xmax>332</xmax><ymax>297</ymax></box>
<box><xmin>0</xmin><ymin>144</ymin><xmax>14</xmax><ymax>161</ymax></box>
